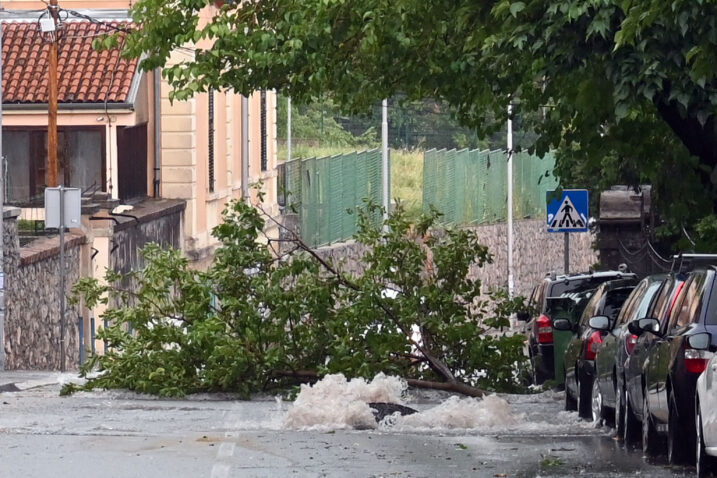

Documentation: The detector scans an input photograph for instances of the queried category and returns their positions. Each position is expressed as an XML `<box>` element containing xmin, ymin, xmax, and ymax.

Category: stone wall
<box><xmin>4</xmin><ymin>220</ymin><xmax>84</xmax><ymax>370</ymax></box>
<box><xmin>314</xmin><ymin>219</ymin><xmax>598</xmax><ymax>299</ymax></box>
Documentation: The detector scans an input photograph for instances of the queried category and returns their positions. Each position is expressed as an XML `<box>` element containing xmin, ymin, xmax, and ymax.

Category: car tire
<box><xmin>668</xmin><ymin>391</ymin><xmax>688</xmax><ymax>465</ymax></box>
<box><xmin>564</xmin><ymin>373</ymin><xmax>577</xmax><ymax>411</ymax></box>
<box><xmin>577</xmin><ymin>371</ymin><xmax>593</xmax><ymax>419</ymax></box>
<box><xmin>623</xmin><ymin>391</ymin><xmax>640</xmax><ymax>444</ymax></box>
<box><xmin>697</xmin><ymin>401</ymin><xmax>715</xmax><ymax>478</ymax></box>
<box><xmin>533</xmin><ymin>364</ymin><xmax>547</xmax><ymax>386</ymax></box>
<box><xmin>642</xmin><ymin>390</ymin><xmax>663</xmax><ymax>456</ymax></box>
<box><xmin>615</xmin><ymin>378</ymin><xmax>626</xmax><ymax>440</ymax></box>
<box><xmin>591</xmin><ymin>378</ymin><xmax>604</xmax><ymax>425</ymax></box>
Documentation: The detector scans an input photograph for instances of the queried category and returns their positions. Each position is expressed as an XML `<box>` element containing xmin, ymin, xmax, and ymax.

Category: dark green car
<box><xmin>557</xmin><ymin>278</ymin><xmax>637</xmax><ymax>418</ymax></box>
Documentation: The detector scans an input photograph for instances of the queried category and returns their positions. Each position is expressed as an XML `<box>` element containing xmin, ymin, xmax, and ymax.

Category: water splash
<box><xmin>283</xmin><ymin>373</ymin><xmax>408</xmax><ymax>430</ymax></box>
<box><xmin>283</xmin><ymin>373</ymin><xmax>519</xmax><ymax>432</ymax></box>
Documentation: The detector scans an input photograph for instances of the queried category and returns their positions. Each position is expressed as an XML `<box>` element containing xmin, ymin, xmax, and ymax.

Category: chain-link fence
<box><xmin>278</xmin><ymin>149</ymin><xmax>383</xmax><ymax>247</ymax></box>
<box><xmin>422</xmin><ymin>149</ymin><xmax>559</xmax><ymax>225</ymax></box>
<box><xmin>280</xmin><ymin>147</ymin><xmax>558</xmax><ymax>247</ymax></box>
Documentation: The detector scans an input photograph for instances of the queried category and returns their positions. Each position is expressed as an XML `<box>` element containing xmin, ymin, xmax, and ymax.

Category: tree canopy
<box><xmin>116</xmin><ymin>0</ymin><xmax>717</xmax><ymax>241</ymax></box>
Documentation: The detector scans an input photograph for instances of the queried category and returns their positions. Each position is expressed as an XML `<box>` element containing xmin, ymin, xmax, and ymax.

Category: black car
<box><xmin>625</xmin><ymin>267</ymin><xmax>717</xmax><ymax>463</ymax></box>
<box><xmin>557</xmin><ymin>278</ymin><xmax>637</xmax><ymax>418</ymax></box>
<box><xmin>519</xmin><ymin>271</ymin><xmax>637</xmax><ymax>385</ymax></box>
<box><xmin>591</xmin><ymin>274</ymin><xmax>670</xmax><ymax>431</ymax></box>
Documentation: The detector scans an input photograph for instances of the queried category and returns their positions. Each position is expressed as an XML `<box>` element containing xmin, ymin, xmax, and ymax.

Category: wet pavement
<box><xmin>0</xmin><ymin>373</ymin><xmax>698</xmax><ymax>477</ymax></box>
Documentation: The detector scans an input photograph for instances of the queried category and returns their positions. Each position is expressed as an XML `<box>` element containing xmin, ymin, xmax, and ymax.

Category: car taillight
<box><xmin>585</xmin><ymin>330</ymin><xmax>602</xmax><ymax>360</ymax></box>
<box><xmin>537</xmin><ymin>314</ymin><xmax>553</xmax><ymax>344</ymax></box>
<box><xmin>684</xmin><ymin>346</ymin><xmax>714</xmax><ymax>374</ymax></box>
<box><xmin>625</xmin><ymin>334</ymin><xmax>638</xmax><ymax>355</ymax></box>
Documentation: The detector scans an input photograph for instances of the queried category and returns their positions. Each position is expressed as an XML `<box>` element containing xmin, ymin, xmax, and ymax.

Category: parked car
<box><xmin>625</xmin><ymin>267</ymin><xmax>717</xmax><ymax>463</ymax></box>
<box><xmin>591</xmin><ymin>274</ymin><xmax>673</xmax><ymax>432</ymax></box>
<box><xmin>557</xmin><ymin>278</ymin><xmax>637</xmax><ymax>418</ymax></box>
<box><xmin>694</xmin><ymin>336</ymin><xmax>717</xmax><ymax>477</ymax></box>
<box><xmin>519</xmin><ymin>271</ymin><xmax>637</xmax><ymax>385</ymax></box>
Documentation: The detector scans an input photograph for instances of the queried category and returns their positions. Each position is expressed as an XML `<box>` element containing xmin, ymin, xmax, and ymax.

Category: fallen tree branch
<box><xmin>256</xmin><ymin>203</ymin><xmax>456</xmax><ymax>383</ymax></box>
<box><xmin>271</xmin><ymin>370</ymin><xmax>485</xmax><ymax>398</ymax></box>
<box><xmin>405</xmin><ymin>378</ymin><xmax>484</xmax><ymax>398</ymax></box>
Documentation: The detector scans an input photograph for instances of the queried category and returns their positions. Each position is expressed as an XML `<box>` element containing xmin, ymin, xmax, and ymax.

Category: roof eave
<box><xmin>2</xmin><ymin>102</ymin><xmax>135</xmax><ymax>111</ymax></box>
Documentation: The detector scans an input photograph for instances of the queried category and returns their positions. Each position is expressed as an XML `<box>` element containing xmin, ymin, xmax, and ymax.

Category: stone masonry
<box><xmin>315</xmin><ymin>219</ymin><xmax>598</xmax><ymax>299</ymax></box>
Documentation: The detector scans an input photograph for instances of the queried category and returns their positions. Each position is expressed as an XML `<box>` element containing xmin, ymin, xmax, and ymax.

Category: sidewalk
<box><xmin>0</xmin><ymin>370</ymin><xmax>76</xmax><ymax>392</ymax></box>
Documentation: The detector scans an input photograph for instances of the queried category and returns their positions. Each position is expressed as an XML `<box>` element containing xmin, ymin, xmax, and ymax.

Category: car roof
<box><xmin>545</xmin><ymin>270</ymin><xmax>637</xmax><ymax>283</ymax></box>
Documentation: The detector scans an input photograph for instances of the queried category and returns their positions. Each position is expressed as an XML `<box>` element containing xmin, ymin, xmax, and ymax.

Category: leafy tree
<box><xmin>109</xmin><ymin>0</ymin><xmax>717</xmax><ymax>245</ymax></box>
<box><xmin>68</xmin><ymin>200</ymin><xmax>529</xmax><ymax>397</ymax></box>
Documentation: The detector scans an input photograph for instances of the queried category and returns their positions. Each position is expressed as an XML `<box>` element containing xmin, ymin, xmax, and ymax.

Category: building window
<box><xmin>260</xmin><ymin>90</ymin><xmax>267</xmax><ymax>171</ymax></box>
<box><xmin>208</xmin><ymin>89</ymin><xmax>215</xmax><ymax>193</ymax></box>
<box><xmin>3</xmin><ymin>127</ymin><xmax>105</xmax><ymax>205</ymax></box>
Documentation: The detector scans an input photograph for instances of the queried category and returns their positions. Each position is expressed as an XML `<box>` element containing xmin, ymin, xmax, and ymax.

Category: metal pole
<box><xmin>382</xmin><ymin>99</ymin><xmax>389</xmax><ymax>222</ymax></box>
<box><xmin>287</xmin><ymin>97</ymin><xmax>292</xmax><ymax>162</ymax></box>
<box><xmin>564</xmin><ymin>232</ymin><xmax>570</xmax><ymax>275</ymax></box>
<box><xmin>241</xmin><ymin>95</ymin><xmax>250</xmax><ymax>203</ymax></box>
<box><xmin>59</xmin><ymin>185</ymin><xmax>66</xmax><ymax>372</ymax></box>
<box><xmin>0</xmin><ymin>20</ymin><xmax>5</xmax><ymax>371</ymax></box>
<box><xmin>153</xmin><ymin>68</ymin><xmax>162</xmax><ymax>197</ymax></box>
<box><xmin>47</xmin><ymin>0</ymin><xmax>59</xmax><ymax>187</ymax></box>
<box><xmin>507</xmin><ymin>104</ymin><xmax>514</xmax><ymax>298</ymax></box>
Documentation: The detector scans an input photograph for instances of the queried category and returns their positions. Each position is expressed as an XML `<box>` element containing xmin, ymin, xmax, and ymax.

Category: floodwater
<box><xmin>0</xmin><ymin>372</ymin><xmax>698</xmax><ymax>477</ymax></box>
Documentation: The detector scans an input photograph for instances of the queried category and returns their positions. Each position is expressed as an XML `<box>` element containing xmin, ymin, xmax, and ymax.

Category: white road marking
<box><xmin>210</xmin><ymin>463</ymin><xmax>230</xmax><ymax>478</ymax></box>
<box><xmin>217</xmin><ymin>442</ymin><xmax>236</xmax><ymax>458</ymax></box>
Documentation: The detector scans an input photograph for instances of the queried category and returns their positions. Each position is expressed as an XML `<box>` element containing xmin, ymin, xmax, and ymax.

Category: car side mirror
<box><xmin>588</xmin><ymin>315</ymin><xmax>611</xmax><ymax>331</ymax></box>
<box><xmin>552</xmin><ymin>318</ymin><xmax>573</xmax><ymax>331</ymax></box>
<box><xmin>687</xmin><ymin>332</ymin><xmax>711</xmax><ymax>350</ymax></box>
<box><xmin>516</xmin><ymin>311</ymin><xmax>530</xmax><ymax>322</ymax></box>
<box><xmin>628</xmin><ymin>317</ymin><xmax>660</xmax><ymax>336</ymax></box>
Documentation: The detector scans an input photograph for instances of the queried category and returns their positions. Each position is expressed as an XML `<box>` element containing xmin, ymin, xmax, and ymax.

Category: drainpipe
<box><xmin>241</xmin><ymin>95</ymin><xmax>249</xmax><ymax>203</ymax></box>
<box><xmin>153</xmin><ymin>69</ymin><xmax>162</xmax><ymax>197</ymax></box>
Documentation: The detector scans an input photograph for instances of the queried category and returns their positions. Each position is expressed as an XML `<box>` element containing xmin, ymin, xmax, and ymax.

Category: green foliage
<box><xmin>116</xmin><ymin>0</ymin><xmax>717</xmax><ymax>244</ymax></box>
<box><xmin>72</xmin><ymin>200</ymin><xmax>529</xmax><ymax>397</ymax></box>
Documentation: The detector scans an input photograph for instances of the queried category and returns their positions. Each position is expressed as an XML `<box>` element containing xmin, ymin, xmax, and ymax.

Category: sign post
<box><xmin>45</xmin><ymin>187</ymin><xmax>81</xmax><ymax>372</ymax></box>
<box><xmin>547</xmin><ymin>189</ymin><xmax>589</xmax><ymax>274</ymax></box>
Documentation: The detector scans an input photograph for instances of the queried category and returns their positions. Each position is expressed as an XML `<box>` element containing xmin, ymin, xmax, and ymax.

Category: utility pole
<box><xmin>47</xmin><ymin>0</ymin><xmax>59</xmax><ymax>187</ymax></box>
<box><xmin>507</xmin><ymin>104</ymin><xmax>514</xmax><ymax>299</ymax></box>
<box><xmin>287</xmin><ymin>97</ymin><xmax>292</xmax><ymax>162</ymax></box>
<box><xmin>381</xmin><ymin>99</ymin><xmax>389</xmax><ymax>223</ymax></box>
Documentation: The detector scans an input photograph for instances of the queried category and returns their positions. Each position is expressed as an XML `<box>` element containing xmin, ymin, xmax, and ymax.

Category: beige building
<box><xmin>1</xmin><ymin>2</ymin><xmax>278</xmax><ymax>266</ymax></box>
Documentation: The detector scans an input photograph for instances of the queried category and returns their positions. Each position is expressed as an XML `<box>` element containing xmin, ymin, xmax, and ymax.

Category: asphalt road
<box><xmin>0</xmin><ymin>378</ymin><xmax>698</xmax><ymax>478</ymax></box>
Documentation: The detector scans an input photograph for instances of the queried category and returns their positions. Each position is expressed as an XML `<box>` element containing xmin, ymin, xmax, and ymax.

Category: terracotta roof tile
<box><xmin>2</xmin><ymin>20</ymin><xmax>139</xmax><ymax>104</ymax></box>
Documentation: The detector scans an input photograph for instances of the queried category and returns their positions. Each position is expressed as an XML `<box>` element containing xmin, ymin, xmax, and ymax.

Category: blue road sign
<box><xmin>547</xmin><ymin>189</ymin><xmax>589</xmax><ymax>233</ymax></box>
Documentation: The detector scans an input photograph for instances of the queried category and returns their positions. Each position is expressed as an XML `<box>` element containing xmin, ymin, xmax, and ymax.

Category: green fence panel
<box><xmin>422</xmin><ymin>148</ymin><xmax>558</xmax><ymax>227</ymax></box>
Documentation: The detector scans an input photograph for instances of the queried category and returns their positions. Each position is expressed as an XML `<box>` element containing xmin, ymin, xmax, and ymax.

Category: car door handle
<box><xmin>712</xmin><ymin>364</ymin><xmax>717</xmax><ymax>373</ymax></box>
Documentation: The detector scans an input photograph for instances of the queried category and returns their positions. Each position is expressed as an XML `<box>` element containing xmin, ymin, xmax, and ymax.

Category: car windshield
<box><xmin>603</xmin><ymin>287</ymin><xmax>634</xmax><ymax>321</ymax></box>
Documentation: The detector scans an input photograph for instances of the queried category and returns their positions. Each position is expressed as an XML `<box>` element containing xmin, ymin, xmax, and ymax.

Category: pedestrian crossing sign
<box><xmin>546</xmin><ymin>189</ymin><xmax>589</xmax><ymax>233</ymax></box>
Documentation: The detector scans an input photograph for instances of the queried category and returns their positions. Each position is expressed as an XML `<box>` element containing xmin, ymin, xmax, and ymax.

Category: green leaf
<box><xmin>510</xmin><ymin>2</ymin><xmax>526</xmax><ymax>17</ymax></box>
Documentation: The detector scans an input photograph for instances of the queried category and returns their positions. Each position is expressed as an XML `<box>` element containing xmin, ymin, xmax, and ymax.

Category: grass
<box><xmin>278</xmin><ymin>145</ymin><xmax>424</xmax><ymax>216</ymax></box>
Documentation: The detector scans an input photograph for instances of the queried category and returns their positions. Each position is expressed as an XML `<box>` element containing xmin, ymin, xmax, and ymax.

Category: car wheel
<box><xmin>623</xmin><ymin>391</ymin><xmax>640</xmax><ymax>444</ymax></box>
<box><xmin>591</xmin><ymin>379</ymin><xmax>604</xmax><ymax>425</ymax></box>
<box><xmin>642</xmin><ymin>390</ymin><xmax>663</xmax><ymax>456</ymax></box>
<box><xmin>533</xmin><ymin>363</ymin><xmax>547</xmax><ymax>386</ymax></box>
<box><xmin>564</xmin><ymin>373</ymin><xmax>577</xmax><ymax>411</ymax></box>
<box><xmin>668</xmin><ymin>392</ymin><xmax>688</xmax><ymax>465</ymax></box>
<box><xmin>697</xmin><ymin>401</ymin><xmax>712</xmax><ymax>478</ymax></box>
<box><xmin>577</xmin><ymin>372</ymin><xmax>593</xmax><ymax>419</ymax></box>
<box><xmin>615</xmin><ymin>378</ymin><xmax>626</xmax><ymax>439</ymax></box>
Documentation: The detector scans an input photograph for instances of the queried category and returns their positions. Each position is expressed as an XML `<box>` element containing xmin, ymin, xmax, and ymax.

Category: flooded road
<box><xmin>0</xmin><ymin>374</ymin><xmax>697</xmax><ymax>477</ymax></box>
